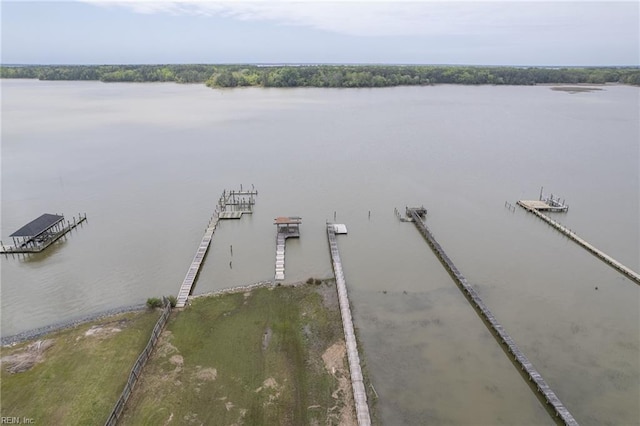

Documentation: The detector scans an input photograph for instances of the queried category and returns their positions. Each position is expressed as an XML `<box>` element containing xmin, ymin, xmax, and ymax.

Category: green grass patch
<box><xmin>121</xmin><ymin>284</ymin><xmax>353</xmax><ymax>426</ymax></box>
<box><xmin>0</xmin><ymin>310</ymin><xmax>160</xmax><ymax>425</ymax></box>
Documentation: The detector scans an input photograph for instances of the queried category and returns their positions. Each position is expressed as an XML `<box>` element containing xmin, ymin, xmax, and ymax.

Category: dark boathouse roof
<box><xmin>10</xmin><ymin>214</ymin><xmax>64</xmax><ymax>237</ymax></box>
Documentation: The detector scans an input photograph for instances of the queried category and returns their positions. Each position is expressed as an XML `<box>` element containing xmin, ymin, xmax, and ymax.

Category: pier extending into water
<box><xmin>1</xmin><ymin>213</ymin><xmax>87</xmax><ymax>255</ymax></box>
<box><xmin>517</xmin><ymin>201</ymin><xmax>640</xmax><ymax>285</ymax></box>
<box><xmin>404</xmin><ymin>207</ymin><xmax>579</xmax><ymax>426</ymax></box>
<box><xmin>326</xmin><ymin>223</ymin><xmax>371</xmax><ymax>426</ymax></box>
<box><xmin>176</xmin><ymin>188</ymin><xmax>257</xmax><ymax>308</ymax></box>
<box><xmin>274</xmin><ymin>216</ymin><xmax>301</xmax><ymax>280</ymax></box>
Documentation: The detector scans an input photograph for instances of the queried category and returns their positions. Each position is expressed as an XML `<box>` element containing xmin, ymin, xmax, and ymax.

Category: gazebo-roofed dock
<box><xmin>1</xmin><ymin>213</ymin><xmax>87</xmax><ymax>254</ymax></box>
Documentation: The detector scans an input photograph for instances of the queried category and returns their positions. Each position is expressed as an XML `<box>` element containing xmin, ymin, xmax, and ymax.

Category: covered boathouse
<box><xmin>2</xmin><ymin>213</ymin><xmax>85</xmax><ymax>254</ymax></box>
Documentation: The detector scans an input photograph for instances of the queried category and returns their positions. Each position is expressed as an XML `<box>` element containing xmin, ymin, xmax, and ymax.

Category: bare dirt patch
<box><xmin>195</xmin><ymin>367</ymin><xmax>217</xmax><ymax>381</ymax></box>
<box><xmin>322</xmin><ymin>341</ymin><xmax>357</xmax><ymax>426</ymax></box>
<box><xmin>169</xmin><ymin>355</ymin><xmax>184</xmax><ymax>367</ymax></box>
<box><xmin>1</xmin><ymin>339</ymin><xmax>55</xmax><ymax>374</ymax></box>
<box><xmin>83</xmin><ymin>325</ymin><xmax>122</xmax><ymax>338</ymax></box>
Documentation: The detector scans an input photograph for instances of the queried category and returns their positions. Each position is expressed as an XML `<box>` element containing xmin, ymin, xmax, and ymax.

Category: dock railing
<box><xmin>104</xmin><ymin>299</ymin><xmax>172</xmax><ymax>426</ymax></box>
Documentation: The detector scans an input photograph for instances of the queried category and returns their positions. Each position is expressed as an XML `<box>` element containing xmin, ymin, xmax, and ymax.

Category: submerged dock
<box><xmin>517</xmin><ymin>201</ymin><xmax>640</xmax><ymax>285</ymax></box>
<box><xmin>176</xmin><ymin>188</ymin><xmax>257</xmax><ymax>308</ymax></box>
<box><xmin>326</xmin><ymin>223</ymin><xmax>371</xmax><ymax>426</ymax></box>
<box><xmin>404</xmin><ymin>207</ymin><xmax>579</xmax><ymax>426</ymax></box>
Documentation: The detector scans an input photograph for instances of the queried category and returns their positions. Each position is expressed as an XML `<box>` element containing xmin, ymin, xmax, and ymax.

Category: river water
<box><xmin>1</xmin><ymin>80</ymin><xmax>638</xmax><ymax>425</ymax></box>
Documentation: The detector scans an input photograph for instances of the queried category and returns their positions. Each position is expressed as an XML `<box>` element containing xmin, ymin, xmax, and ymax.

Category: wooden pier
<box><xmin>327</xmin><ymin>224</ymin><xmax>371</xmax><ymax>426</ymax></box>
<box><xmin>217</xmin><ymin>188</ymin><xmax>258</xmax><ymax>219</ymax></box>
<box><xmin>176</xmin><ymin>188</ymin><xmax>257</xmax><ymax>308</ymax></box>
<box><xmin>274</xmin><ymin>217</ymin><xmax>301</xmax><ymax>280</ymax></box>
<box><xmin>517</xmin><ymin>201</ymin><xmax>640</xmax><ymax>285</ymax></box>
<box><xmin>405</xmin><ymin>207</ymin><xmax>579</xmax><ymax>426</ymax></box>
<box><xmin>1</xmin><ymin>213</ymin><xmax>87</xmax><ymax>254</ymax></box>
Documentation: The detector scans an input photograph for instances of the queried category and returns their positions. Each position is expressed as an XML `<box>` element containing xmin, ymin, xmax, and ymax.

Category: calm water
<box><xmin>1</xmin><ymin>80</ymin><xmax>638</xmax><ymax>425</ymax></box>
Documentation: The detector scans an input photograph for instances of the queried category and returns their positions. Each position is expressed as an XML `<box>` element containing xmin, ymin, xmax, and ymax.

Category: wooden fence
<box><xmin>104</xmin><ymin>299</ymin><xmax>172</xmax><ymax>426</ymax></box>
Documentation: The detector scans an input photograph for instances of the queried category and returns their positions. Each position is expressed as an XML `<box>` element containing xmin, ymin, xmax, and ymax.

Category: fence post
<box><xmin>104</xmin><ymin>302</ymin><xmax>172</xmax><ymax>426</ymax></box>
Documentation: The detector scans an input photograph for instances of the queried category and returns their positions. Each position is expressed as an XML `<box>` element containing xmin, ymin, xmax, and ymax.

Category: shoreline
<box><xmin>0</xmin><ymin>279</ymin><xmax>315</xmax><ymax>347</ymax></box>
<box><xmin>1</xmin><ymin>303</ymin><xmax>147</xmax><ymax>346</ymax></box>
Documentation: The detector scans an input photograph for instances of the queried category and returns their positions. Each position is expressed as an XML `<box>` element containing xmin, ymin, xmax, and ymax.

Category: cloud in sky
<box><xmin>82</xmin><ymin>0</ymin><xmax>637</xmax><ymax>40</ymax></box>
<box><xmin>3</xmin><ymin>1</ymin><xmax>638</xmax><ymax>65</ymax></box>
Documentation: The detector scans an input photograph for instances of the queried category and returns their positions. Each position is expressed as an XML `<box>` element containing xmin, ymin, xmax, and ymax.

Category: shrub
<box><xmin>166</xmin><ymin>295</ymin><xmax>177</xmax><ymax>308</ymax></box>
<box><xmin>146</xmin><ymin>297</ymin><xmax>162</xmax><ymax>309</ymax></box>
<box><xmin>306</xmin><ymin>278</ymin><xmax>314</xmax><ymax>284</ymax></box>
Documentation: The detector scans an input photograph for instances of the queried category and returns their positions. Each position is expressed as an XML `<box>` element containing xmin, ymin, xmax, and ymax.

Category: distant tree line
<box><xmin>1</xmin><ymin>64</ymin><xmax>639</xmax><ymax>87</ymax></box>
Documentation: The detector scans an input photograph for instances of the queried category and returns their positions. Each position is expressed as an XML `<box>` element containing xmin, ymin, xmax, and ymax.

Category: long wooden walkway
<box><xmin>406</xmin><ymin>208</ymin><xmax>579</xmax><ymax>426</ymax></box>
<box><xmin>275</xmin><ymin>233</ymin><xmax>286</xmax><ymax>280</ymax></box>
<box><xmin>176</xmin><ymin>212</ymin><xmax>220</xmax><ymax>308</ymax></box>
<box><xmin>517</xmin><ymin>201</ymin><xmax>640</xmax><ymax>285</ymax></box>
<box><xmin>175</xmin><ymin>188</ymin><xmax>258</xmax><ymax>308</ymax></box>
<box><xmin>327</xmin><ymin>224</ymin><xmax>371</xmax><ymax>426</ymax></box>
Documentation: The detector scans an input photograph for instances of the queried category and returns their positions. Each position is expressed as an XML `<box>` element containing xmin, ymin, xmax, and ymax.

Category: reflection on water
<box><xmin>1</xmin><ymin>81</ymin><xmax>638</xmax><ymax>425</ymax></box>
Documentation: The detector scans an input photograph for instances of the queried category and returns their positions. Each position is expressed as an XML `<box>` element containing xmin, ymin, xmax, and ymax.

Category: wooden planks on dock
<box><xmin>517</xmin><ymin>201</ymin><xmax>640</xmax><ymax>285</ymax></box>
<box><xmin>327</xmin><ymin>225</ymin><xmax>372</xmax><ymax>426</ymax></box>
<box><xmin>176</xmin><ymin>213</ymin><xmax>219</xmax><ymax>308</ymax></box>
<box><xmin>407</xmin><ymin>208</ymin><xmax>579</xmax><ymax>426</ymax></box>
<box><xmin>275</xmin><ymin>233</ymin><xmax>286</xmax><ymax>280</ymax></box>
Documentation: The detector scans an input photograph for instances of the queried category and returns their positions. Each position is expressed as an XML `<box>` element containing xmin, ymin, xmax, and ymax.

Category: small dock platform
<box><xmin>519</xmin><ymin>187</ymin><xmax>569</xmax><ymax>212</ymax></box>
<box><xmin>518</xmin><ymin>200</ymin><xmax>568</xmax><ymax>212</ymax></box>
<box><xmin>2</xmin><ymin>213</ymin><xmax>87</xmax><ymax>254</ymax></box>
<box><xmin>176</xmin><ymin>187</ymin><xmax>257</xmax><ymax>308</ymax></box>
<box><xmin>274</xmin><ymin>217</ymin><xmax>301</xmax><ymax>280</ymax></box>
<box><xmin>405</xmin><ymin>207</ymin><xmax>579</xmax><ymax>426</ymax></box>
<box><xmin>327</xmin><ymin>223</ymin><xmax>371</xmax><ymax>426</ymax></box>
<box><xmin>517</xmin><ymin>201</ymin><xmax>640</xmax><ymax>285</ymax></box>
<box><xmin>217</xmin><ymin>188</ymin><xmax>258</xmax><ymax>219</ymax></box>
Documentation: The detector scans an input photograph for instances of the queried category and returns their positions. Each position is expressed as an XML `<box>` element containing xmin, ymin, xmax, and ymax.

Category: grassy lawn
<box><xmin>121</xmin><ymin>283</ymin><xmax>357</xmax><ymax>426</ymax></box>
<box><xmin>0</xmin><ymin>310</ymin><xmax>160</xmax><ymax>425</ymax></box>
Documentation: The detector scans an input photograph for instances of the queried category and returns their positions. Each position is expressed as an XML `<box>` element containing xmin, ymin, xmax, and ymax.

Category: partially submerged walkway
<box><xmin>405</xmin><ymin>208</ymin><xmax>579</xmax><ymax>426</ymax></box>
<box><xmin>326</xmin><ymin>224</ymin><xmax>371</xmax><ymax>426</ymax></box>
<box><xmin>517</xmin><ymin>201</ymin><xmax>640</xmax><ymax>285</ymax></box>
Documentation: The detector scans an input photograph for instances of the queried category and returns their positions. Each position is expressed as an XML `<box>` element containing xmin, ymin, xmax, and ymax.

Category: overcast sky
<box><xmin>1</xmin><ymin>1</ymin><xmax>638</xmax><ymax>66</ymax></box>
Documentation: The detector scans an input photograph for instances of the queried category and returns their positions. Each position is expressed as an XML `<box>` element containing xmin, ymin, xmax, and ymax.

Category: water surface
<box><xmin>2</xmin><ymin>81</ymin><xmax>638</xmax><ymax>425</ymax></box>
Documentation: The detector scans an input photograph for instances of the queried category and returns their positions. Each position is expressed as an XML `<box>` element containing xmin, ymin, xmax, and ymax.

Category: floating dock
<box><xmin>327</xmin><ymin>223</ymin><xmax>371</xmax><ymax>426</ymax></box>
<box><xmin>176</xmin><ymin>188</ymin><xmax>257</xmax><ymax>308</ymax></box>
<box><xmin>274</xmin><ymin>217</ymin><xmax>301</xmax><ymax>280</ymax></box>
<box><xmin>517</xmin><ymin>201</ymin><xmax>640</xmax><ymax>285</ymax></box>
<box><xmin>1</xmin><ymin>213</ymin><xmax>87</xmax><ymax>254</ymax></box>
<box><xmin>404</xmin><ymin>207</ymin><xmax>579</xmax><ymax>426</ymax></box>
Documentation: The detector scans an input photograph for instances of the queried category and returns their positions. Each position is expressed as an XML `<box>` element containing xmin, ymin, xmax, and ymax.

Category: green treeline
<box><xmin>1</xmin><ymin>64</ymin><xmax>639</xmax><ymax>87</ymax></box>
